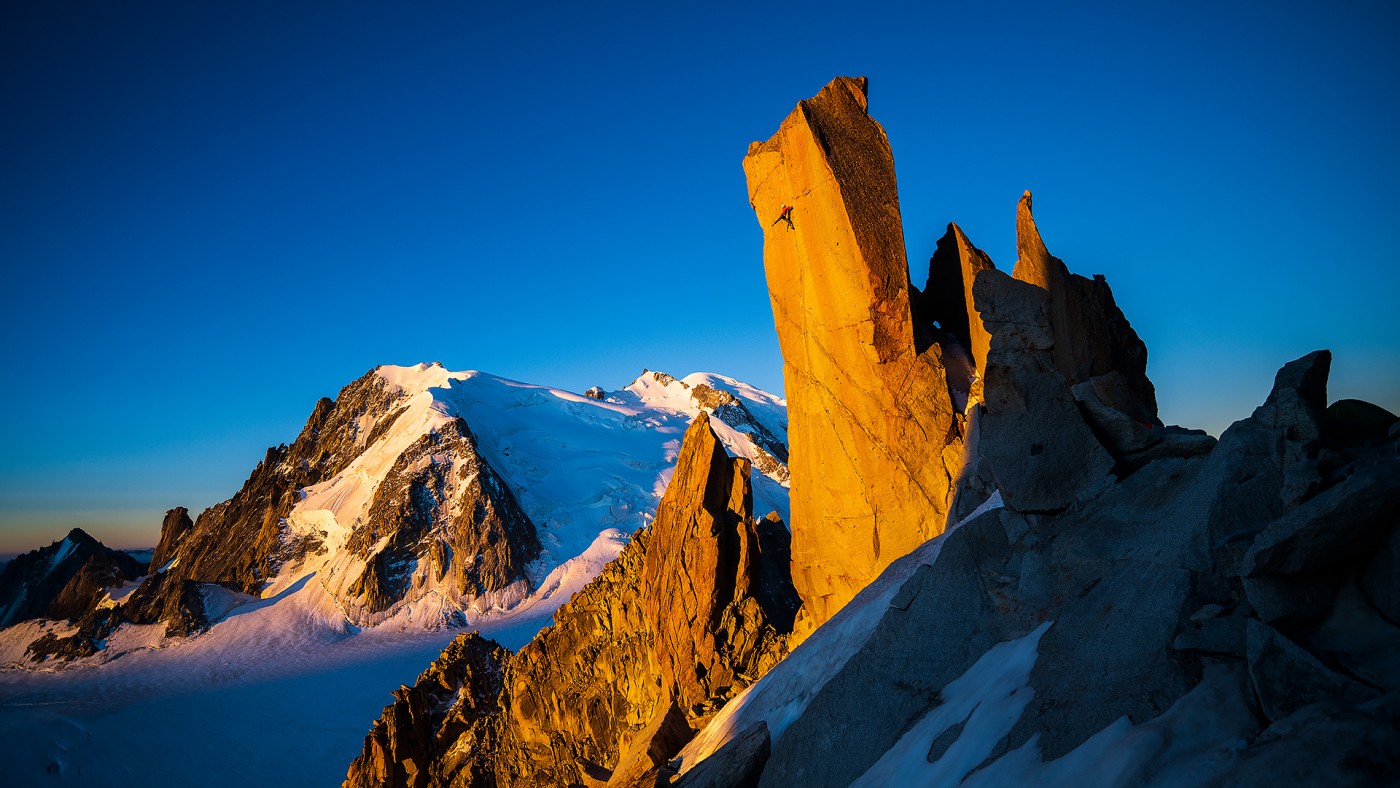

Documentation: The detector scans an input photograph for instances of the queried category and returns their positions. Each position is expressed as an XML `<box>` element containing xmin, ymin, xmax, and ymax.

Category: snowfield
<box><xmin>0</xmin><ymin>364</ymin><xmax>789</xmax><ymax>787</ymax></box>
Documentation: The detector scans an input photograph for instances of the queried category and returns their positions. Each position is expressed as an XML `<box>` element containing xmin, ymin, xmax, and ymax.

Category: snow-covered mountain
<box><xmin>0</xmin><ymin>363</ymin><xmax>789</xmax><ymax>666</ymax></box>
<box><xmin>0</xmin><ymin>364</ymin><xmax>789</xmax><ymax>785</ymax></box>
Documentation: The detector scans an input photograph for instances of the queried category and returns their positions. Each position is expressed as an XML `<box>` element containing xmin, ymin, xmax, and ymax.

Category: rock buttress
<box><xmin>641</xmin><ymin>413</ymin><xmax>794</xmax><ymax>717</ymax></box>
<box><xmin>346</xmin><ymin>414</ymin><xmax>798</xmax><ymax>787</ymax></box>
<box><xmin>743</xmin><ymin>76</ymin><xmax>963</xmax><ymax>635</ymax></box>
<box><xmin>344</xmin><ymin>632</ymin><xmax>508</xmax><ymax>788</ymax></box>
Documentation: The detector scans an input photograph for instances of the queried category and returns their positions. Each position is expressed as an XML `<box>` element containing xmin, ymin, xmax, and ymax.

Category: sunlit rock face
<box><xmin>743</xmin><ymin>76</ymin><xmax>965</xmax><ymax>637</ymax></box>
<box><xmin>343</xmin><ymin>414</ymin><xmax>798</xmax><ymax>787</ymax></box>
<box><xmin>642</xmin><ymin>412</ymin><xmax>797</xmax><ymax>717</ymax></box>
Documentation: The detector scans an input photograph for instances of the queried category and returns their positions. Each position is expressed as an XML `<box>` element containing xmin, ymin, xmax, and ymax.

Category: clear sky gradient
<box><xmin>2</xmin><ymin>1</ymin><xmax>1397</xmax><ymax>553</ymax></box>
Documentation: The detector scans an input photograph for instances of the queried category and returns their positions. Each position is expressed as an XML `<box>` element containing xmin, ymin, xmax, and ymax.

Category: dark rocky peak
<box><xmin>952</xmin><ymin>232</ymin><xmax>1216</xmax><ymax>519</ymax></box>
<box><xmin>343</xmin><ymin>417</ymin><xmax>540</xmax><ymax>623</ymax></box>
<box><xmin>0</xmin><ymin>528</ymin><xmax>146</xmax><ymax>629</ymax></box>
<box><xmin>1196</xmin><ymin>350</ymin><xmax>1335</xmax><ymax>559</ymax></box>
<box><xmin>1010</xmin><ymin>191</ymin><xmax>1159</xmax><ymax>426</ymax></box>
<box><xmin>919</xmin><ymin>222</ymin><xmax>995</xmax><ymax>380</ymax></box>
<box><xmin>288</xmin><ymin>369</ymin><xmax>414</xmax><ymax>478</ymax></box>
<box><xmin>955</xmin><ymin>269</ymin><xmax>1115</xmax><ymax>515</ymax></box>
<box><xmin>124</xmin><ymin>369</ymin><xmax>422</xmax><ymax>624</ymax></box>
<box><xmin>345</xmin><ymin>632</ymin><xmax>509</xmax><ymax>788</ymax></box>
<box><xmin>26</xmin><ymin>367</ymin><xmax>448</xmax><ymax>650</ymax></box>
<box><xmin>1252</xmin><ymin>349</ymin><xmax>1330</xmax><ymax>446</ymax></box>
<box><xmin>150</xmin><ymin>507</ymin><xmax>193</xmax><ymax>570</ymax></box>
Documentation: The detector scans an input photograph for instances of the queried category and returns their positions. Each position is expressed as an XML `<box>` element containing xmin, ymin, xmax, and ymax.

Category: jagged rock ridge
<box><xmin>344</xmin><ymin>413</ymin><xmax>799</xmax><ymax>787</ymax></box>
<box><xmin>618</xmin><ymin>370</ymin><xmax>792</xmax><ymax>488</ymax></box>
<box><xmin>0</xmin><ymin>529</ymin><xmax>145</xmax><ymax>632</ymax></box>
<box><xmin>742</xmin><ymin>76</ymin><xmax>1162</xmax><ymax>636</ymax></box>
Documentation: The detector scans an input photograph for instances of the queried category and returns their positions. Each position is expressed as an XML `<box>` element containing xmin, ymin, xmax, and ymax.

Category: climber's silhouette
<box><xmin>771</xmin><ymin>204</ymin><xmax>794</xmax><ymax>231</ymax></box>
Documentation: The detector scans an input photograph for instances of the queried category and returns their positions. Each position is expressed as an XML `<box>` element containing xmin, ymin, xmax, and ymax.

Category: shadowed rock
<box><xmin>0</xmin><ymin>529</ymin><xmax>146</xmax><ymax>629</ymax></box>
<box><xmin>150</xmin><ymin>507</ymin><xmax>193</xmax><ymax>570</ymax></box>
<box><xmin>922</xmin><ymin>223</ymin><xmax>996</xmax><ymax>378</ymax></box>
<box><xmin>344</xmin><ymin>632</ymin><xmax>508</xmax><ymax>788</ymax></box>
<box><xmin>1247</xmin><ymin>619</ymin><xmax>1378</xmax><ymax>722</ymax></box>
<box><xmin>673</xmin><ymin>721</ymin><xmax>771</xmax><ymax>788</ymax></box>
<box><xmin>1011</xmin><ymin>191</ymin><xmax>1158</xmax><ymax>425</ymax></box>
<box><xmin>960</xmin><ymin>269</ymin><xmax>1113</xmax><ymax>513</ymax></box>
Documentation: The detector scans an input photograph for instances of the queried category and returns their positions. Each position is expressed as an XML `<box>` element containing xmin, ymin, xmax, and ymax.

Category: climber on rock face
<box><xmin>771</xmin><ymin>204</ymin><xmax>795</xmax><ymax>231</ymax></box>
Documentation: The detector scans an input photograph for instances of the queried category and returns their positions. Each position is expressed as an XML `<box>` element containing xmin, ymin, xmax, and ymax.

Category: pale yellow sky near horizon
<box><xmin>0</xmin><ymin>509</ymin><xmax>164</xmax><ymax>556</ymax></box>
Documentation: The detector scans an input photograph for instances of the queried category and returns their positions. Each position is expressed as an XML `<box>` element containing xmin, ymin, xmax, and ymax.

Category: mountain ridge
<box><xmin>0</xmin><ymin>364</ymin><xmax>792</xmax><ymax>667</ymax></box>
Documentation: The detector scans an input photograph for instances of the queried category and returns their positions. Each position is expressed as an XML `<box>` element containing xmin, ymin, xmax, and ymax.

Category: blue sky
<box><xmin>2</xmin><ymin>0</ymin><xmax>1397</xmax><ymax>553</ymax></box>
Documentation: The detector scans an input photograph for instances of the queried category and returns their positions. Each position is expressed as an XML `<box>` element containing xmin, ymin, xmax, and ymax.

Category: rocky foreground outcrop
<box><xmin>344</xmin><ymin>414</ymin><xmax>799</xmax><ymax>787</ymax></box>
<box><xmin>656</xmin><ymin>77</ymin><xmax>1400</xmax><ymax>786</ymax></box>
<box><xmin>676</xmin><ymin>348</ymin><xmax>1400</xmax><ymax>786</ymax></box>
